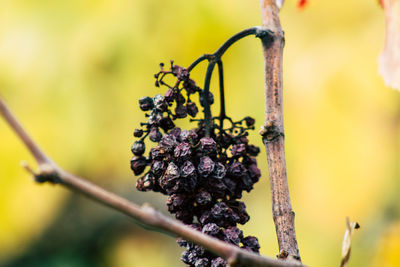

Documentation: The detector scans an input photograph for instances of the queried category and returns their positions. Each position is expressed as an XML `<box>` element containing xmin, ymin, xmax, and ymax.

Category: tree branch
<box><xmin>259</xmin><ymin>0</ymin><xmax>301</xmax><ymax>261</ymax></box>
<box><xmin>0</xmin><ymin>96</ymin><xmax>303</xmax><ymax>267</ymax></box>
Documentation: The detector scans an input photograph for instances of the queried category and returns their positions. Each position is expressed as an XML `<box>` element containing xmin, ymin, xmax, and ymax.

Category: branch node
<box><xmin>255</xmin><ymin>28</ymin><xmax>273</xmax><ymax>39</ymax></box>
<box><xmin>277</xmin><ymin>249</ymin><xmax>289</xmax><ymax>259</ymax></box>
<box><xmin>259</xmin><ymin>120</ymin><xmax>284</xmax><ymax>143</ymax></box>
<box><xmin>22</xmin><ymin>161</ymin><xmax>60</xmax><ymax>184</ymax></box>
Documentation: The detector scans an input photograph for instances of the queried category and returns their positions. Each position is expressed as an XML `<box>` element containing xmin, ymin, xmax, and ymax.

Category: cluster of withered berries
<box><xmin>130</xmin><ymin>62</ymin><xmax>261</xmax><ymax>267</ymax></box>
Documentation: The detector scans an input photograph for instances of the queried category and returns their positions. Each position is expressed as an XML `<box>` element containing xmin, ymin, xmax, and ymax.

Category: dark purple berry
<box><xmin>195</xmin><ymin>191</ymin><xmax>212</xmax><ymax>206</ymax></box>
<box><xmin>169</xmin><ymin>127</ymin><xmax>182</xmax><ymax>139</ymax></box>
<box><xmin>181</xmin><ymin>250</ymin><xmax>193</xmax><ymax>265</ymax></box>
<box><xmin>241</xmin><ymin>174</ymin><xmax>254</xmax><ymax>192</ymax></box>
<box><xmin>159</xmin><ymin>117</ymin><xmax>175</xmax><ymax>131</ymax></box>
<box><xmin>228</xmin><ymin>161</ymin><xmax>246</xmax><ymax>178</ymax></box>
<box><xmin>166</xmin><ymin>194</ymin><xmax>186</xmax><ymax>213</ymax></box>
<box><xmin>149</xmin><ymin>127</ymin><xmax>162</xmax><ymax>142</ymax></box>
<box><xmin>212</xmin><ymin>163</ymin><xmax>226</xmax><ymax>179</ymax></box>
<box><xmin>200</xmin><ymin>137</ymin><xmax>217</xmax><ymax>154</ymax></box>
<box><xmin>131</xmin><ymin>140</ymin><xmax>145</xmax><ymax>156</ymax></box>
<box><xmin>231</xmin><ymin>143</ymin><xmax>246</xmax><ymax>157</ymax></box>
<box><xmin>195</xmin><ymin>258</ymin><xmax>209</xmax><ymax>267</ymax></box>
<box><xmin>198</xmin><ymin>156</ymin><xmax>215</xmax><ymax>177</ymax></box>
<box><xmin>139</xmin><ymin>96</ymin><xmax>154</xmax><ymax>111</ymax></box>
<box><xmin>242</xmin><ymin>236</ymin><xmax>260</xmax><ymax>252</ymax></box>
<box><xmin>150</xmin><ymin>146</ymin><xmax>164</xmax><ymax>160</ymax></box>
<box><xmin>183</xmin><ymin>78</ymin><xmax>198</xmax><ymax>94</ymax></box>
<box><xmin>172</xmin><ymin>65</ymin><xmax>189</xmax><ymax>81</ymax></box>
<box><xmin>181</xmin><ymin>161</ymin><xmax>197</xmax><ymax>191</ymax></box>
<box><xmin>177</xmin><ymin>238</ymin><xmax>189</xmax><ymax>248</ymax></box>
<box><xmin>193</xmin><ymin>245</ymin><xmax>205</xmax><ymax>257</ymax></box>
<box><xmin>186</xmin><ymin>102</ymin><xmax>199</xmax><ymax>117</ymax></box>
<box><xmin>199</xmin><ymin>210</ymin><xmax>213</xmax><ymax>225</ymax></box>
<box><xmin>175</xmin><ymin>210</ymin><xmax>193</xmax><ymax>224</ymax></box>
<box><xmin>151</xmin><ymin>160</ymin><xmax>166</xmax><ymax>178</ymax></box>
<box><xmin>174</xmin><ymin>142</ymin><xmax>191</xmax><ymax>159</ymax></box>
<box><xmin>211</xmin><ymin>257</ymin><xmax>227</xmax><ymax>267</ymax></box>
<box><xmin>248</xmin><ymin>164</ymin><xmax>261</xmax><ymax>182</ymax></box>
<box><xmin>175</xmin><ymin>104</ymin><xmax>188</xmax><ymax>118</ymax></box>
<box><xmin>229</xmin><ymin>201</ymin><xmax>250</xmax><ymax>224</ymax></box>
<box><xmin>247</xmin><ymin>145</ymin><xmax>260</xmax><ymax>156</ymax></box>
<box><xmin>136</xmin><ymin>173</ymin><xmax>154</xmax><ymax>191</ymax></box>
<box><xmin>202</xmin><ymin>223</ymin><xmax>221</xmax><ymax>237</ymax></box>
<box><xmin>180</xmin><ymin>130</ymin><xmax>198</xmax><ymax>144</ymax></box>
<box><xmin>133</xmin><ymin>129</ymin><xmax>143</xmax><ymax>137</ymax></box>
<box><xmin>130</xmin><ymin>156</ymin><xmax>147</xmax><ymax>175</ymax></box>
<box><xmin>159</xmin><ymin>133</ymin><xmax>178</xmax><ymax>152</ymax></box>
<box><xmin>223</xmin><ymin>226</ymin><xmax>243</xmax><ymax>246</ymax></box>
<box><xmin>159</xmin><ymin>162</ymin><xmax>180</xmax><ymax>191</ymax></box>
<box><xmin>244</xmin><ymin>116</ymin><xmax>255</xmax><ymax>127</ymax></box>
<box><xmin>153</xmin><ymin>94</ymin><xmax>168</xmax><ymax>112</ymax></box>
<box><xmin>211</xmin><ymin>202</ymin><xmax>240</xmax><ymax>227</ymax></box>
<box><xmin>148</xmin><ymin>110</ymin><xmax>163</xmax><ymax>125</ymax></box>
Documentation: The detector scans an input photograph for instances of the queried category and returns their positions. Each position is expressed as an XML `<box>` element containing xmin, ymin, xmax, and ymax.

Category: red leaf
<box><xmin>298</xmin><ymin>0</ymin><xmax>308</xmax><ymax>9</ymax></box>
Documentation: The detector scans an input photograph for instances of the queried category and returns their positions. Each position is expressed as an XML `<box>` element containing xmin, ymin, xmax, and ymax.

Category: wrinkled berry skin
<box><xmin>198</xmin><ymin>156</ymin><xmax>215</xmax><ymax>177</ymax></box>
<box><xmin>149</xmin><ymin>127</ymin><xmax>162</xmax><ymax>142</ymax></box>
<box><xmin>130</xmin><ymin>156</ymin><xmax>147</xmax><ymax>175</ymax></box>
<box><xmin>131</xmin><ymin>62</ymin><xmax>262</xmax><ymax>267</ymax></box>
<box><xmin>200</xmin><ymin>137</ymin><xmax>217</xmax><ymax>154</ymax></box>
<box><xmin>244</xmin><ymin>116</ymin><xmax>255</xmax><ymax>127</ymax></box>
<box><xmin>186</xmin><ymin>102</ymin><xmax>199</xmax><ymax>117</ymax></box>
<box><xmin>131</xmin><ymin>140</ymin><xmax>145</xmax><ymax>156</ymax></box>
<box><xmin>133</xmin><ymin>129</ymin><xmax>143</xmax><ymax>137</ymax></box>
<box><xmin>139</xmin><ymin>96</ymin><xmax>154</xmax><ymax>111</ymax></box>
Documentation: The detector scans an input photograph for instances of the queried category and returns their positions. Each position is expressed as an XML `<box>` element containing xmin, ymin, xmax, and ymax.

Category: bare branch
<box><xmin>0</xmin><ymin>96</ymin><xmax>304</xmax><ymax>267</ymax></box>
<box><xmin>259</xmin><ymin>0</ymin><xmax>301</xmax><ymax>261</ymax></box>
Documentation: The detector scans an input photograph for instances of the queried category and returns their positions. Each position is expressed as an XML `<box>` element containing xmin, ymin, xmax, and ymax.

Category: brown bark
<box><xmin>259</xmin><ymin>0</ymin><xmax>301</xmax><ymax>261</ymax></box>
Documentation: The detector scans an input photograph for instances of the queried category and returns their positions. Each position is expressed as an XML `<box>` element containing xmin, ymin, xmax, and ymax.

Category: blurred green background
<box><xmin>0</xmin><ymin>0</ymin><xmax>399</xmax><ymax>266</ymax></box>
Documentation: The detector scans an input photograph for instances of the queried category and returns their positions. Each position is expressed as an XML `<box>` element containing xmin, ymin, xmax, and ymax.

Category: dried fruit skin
<box><xmin>139</xmin><ymin>96</ymin><xmax>154</xmax><ymax>111</ymax></box>
<box><xmin>131</xmin><ymin>140</ymin><xmax>145</xmax><ymax>156</ymax></box>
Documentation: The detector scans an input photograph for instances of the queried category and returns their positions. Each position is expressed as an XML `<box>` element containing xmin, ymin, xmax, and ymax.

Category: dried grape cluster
<box><xmin>131</xmin><ymin>62</ymin><xmax>261</xmax><ymax>267</ymax></box>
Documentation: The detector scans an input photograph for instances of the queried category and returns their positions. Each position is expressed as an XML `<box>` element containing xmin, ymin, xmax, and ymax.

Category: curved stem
<box><xmin>186</xmin><ymin>27</ymin><xmax>270</xmax><ymax>137</ymax></box>
<box><xmin>217</xmin><ymin>60</ymin><xmax>226</xmax><ymax>129</ymax></box>
<box><xmin>187</xmin><ymin>54</ymin><xmax>211</xmax><ymax>72</ymax></box>
<box><xmin>203</xmin><ymin>61</ymin><xmax>216</xmax><ymax>137</ymax></box>
<box><xmin>214</xmin><ymin>27</ymin><xmax>264</xmax><ymax>58</ymax></box>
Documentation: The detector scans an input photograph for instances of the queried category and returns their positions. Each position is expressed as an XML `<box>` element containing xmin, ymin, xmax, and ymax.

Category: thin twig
<box><xmin>203</xmin><ymin>61</ymin><xmax>217</xmax><ymax>137</ymax></box>
<box><xmin>186</xmin><ymin>26</ymin><xmax>270</xmax><ymax>136</ymax></box>
<box><xmin>259</xmin><ymin>0</ymin><xmax>301</xmax><ymax>261</ymax></box>
<box><xmin>217</xmin><ymin>60</ymin><xmax>226</xmax><ymax>128</ymax></box>
<box><xmin>0</xmin><ymin>96</ymin><xmax>304</xmax><ymax>267</ymax></box>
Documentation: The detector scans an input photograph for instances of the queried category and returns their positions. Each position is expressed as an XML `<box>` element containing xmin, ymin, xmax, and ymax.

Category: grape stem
<box><xmin>187</xmin><ymin>26</ymin><xmax>270</xmax><ymax>137</ymax></box>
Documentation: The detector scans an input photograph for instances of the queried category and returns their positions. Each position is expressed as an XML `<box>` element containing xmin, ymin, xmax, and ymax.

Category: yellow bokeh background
<box><xmin>1</xmin><ymin>0</ymin><xmax>399</xmax><ymax>266</ymax></box>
